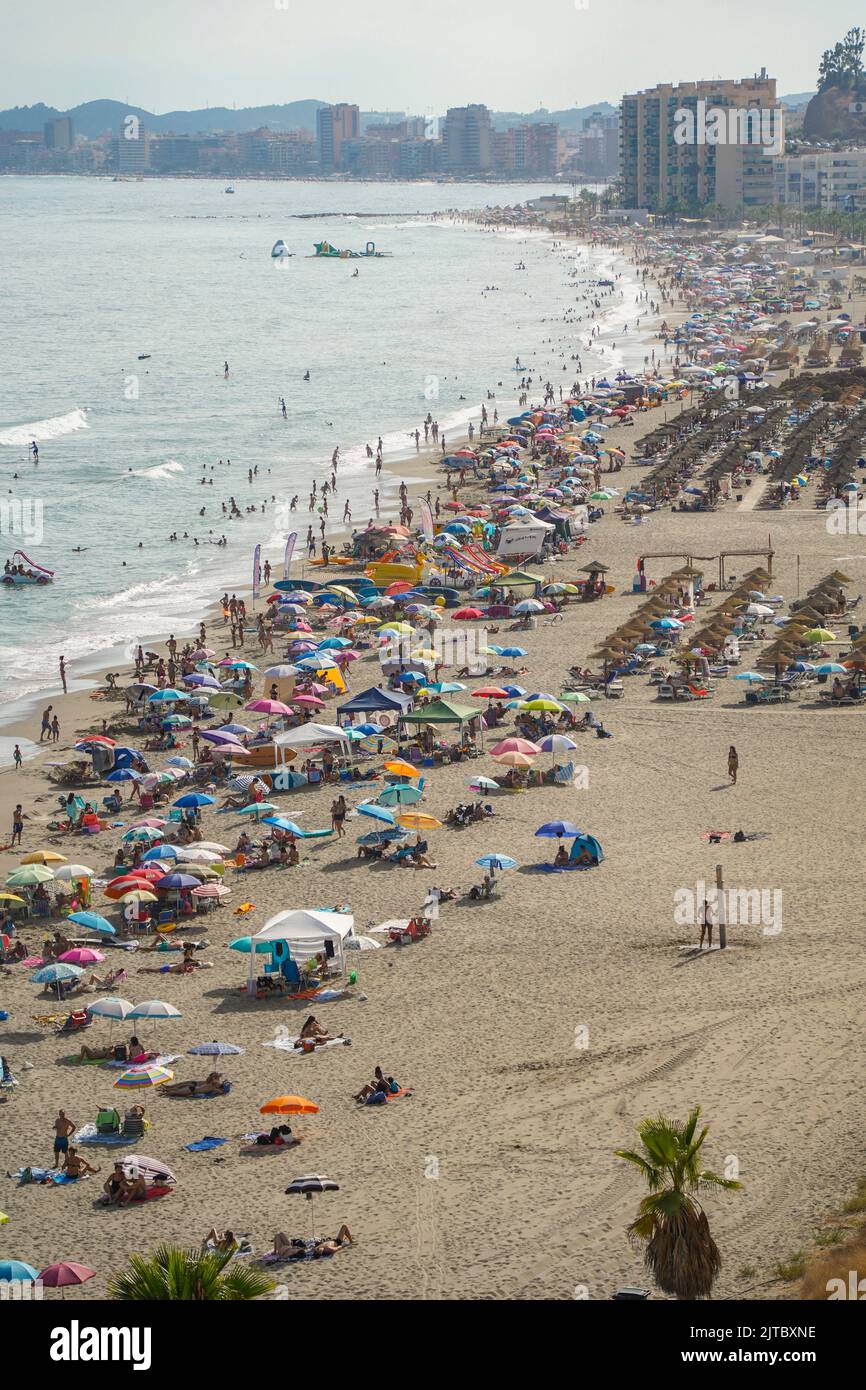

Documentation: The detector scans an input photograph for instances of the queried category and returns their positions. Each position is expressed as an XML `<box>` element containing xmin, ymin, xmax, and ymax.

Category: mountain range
<box><xmin>0</xmin><ymin>98</ymin><xmax>619</xmax><ymax>139</ymax></box>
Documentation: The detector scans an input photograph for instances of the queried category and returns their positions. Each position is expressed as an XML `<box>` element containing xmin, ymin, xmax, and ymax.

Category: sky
<box><xmin>3</xmin><ymin>0</ymin><xmax>856</xmax><ymax>114</ymax></box>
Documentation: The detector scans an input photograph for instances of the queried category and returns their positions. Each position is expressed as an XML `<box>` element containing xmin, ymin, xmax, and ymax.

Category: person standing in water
<box><xmin>59</xmin><ymin>656</ymin><xmax>67</xmax><ymax>694</ymax></box>
<box><xmin>224</xmin><ymin>361</ymin><xmax>229</xmax><ymax>379</ymax></box>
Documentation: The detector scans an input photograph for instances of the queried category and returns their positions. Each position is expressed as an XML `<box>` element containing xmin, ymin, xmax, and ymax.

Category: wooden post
<box><xmin>715</xmin><ymin>863</ymin><xmax>727</xmax><ymax>950</ymax></box>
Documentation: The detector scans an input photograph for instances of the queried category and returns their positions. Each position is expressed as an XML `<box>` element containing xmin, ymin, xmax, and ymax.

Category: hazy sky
<box><xmin>4</xmin><ymin>0</ymin><xmax>854</xmax><ymax>113</ymax></box>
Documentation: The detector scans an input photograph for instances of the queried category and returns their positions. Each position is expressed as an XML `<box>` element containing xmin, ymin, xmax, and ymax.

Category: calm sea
<box><xmin>0</xmin><ymin>175</ymin><xmax>630</xmax><ymax>712</ymax></box>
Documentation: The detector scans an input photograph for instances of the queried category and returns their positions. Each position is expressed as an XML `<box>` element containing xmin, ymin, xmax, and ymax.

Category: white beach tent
<box><xmin>246</xmin><ymin>909</ymin><xmax>355</xmax><ymax>994</ymax></box>
<box><xmin>272</xmin><ymin>723</ymin><xmax>353</xmax><ymax>766</ymax></box>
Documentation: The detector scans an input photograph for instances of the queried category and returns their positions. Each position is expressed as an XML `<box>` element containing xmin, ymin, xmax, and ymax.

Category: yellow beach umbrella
<box><xmin>384</xmin><ymin>759</ymin><xmax>420</xmax><ymax>778</ymax></box>
<box><xmin>395</xmin><ymin>812</ymin><xmax>443</xmax><ymax>830</ymax></box>
<box><xmin>0</xmin><ymin>893</ymin><xmax>25</xmax><ymax>905</ymax></box>
<box><xmin>21</xmin><ymin>850</ymin><xmax>67</xmax><ymax>865</ymax></box>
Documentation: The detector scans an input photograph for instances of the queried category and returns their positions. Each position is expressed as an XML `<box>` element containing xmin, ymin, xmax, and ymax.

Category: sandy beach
<box><xmin>3</xmin><ymin>224</ymin><xmax>866</xmax><ymax>1306</ymax></box>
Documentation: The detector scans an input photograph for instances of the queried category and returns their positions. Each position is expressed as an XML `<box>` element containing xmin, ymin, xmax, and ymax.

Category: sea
<box><xmin>0</xmin><ymin>175</ymin><xmax>645</xmax><ymax>734</ymax></box>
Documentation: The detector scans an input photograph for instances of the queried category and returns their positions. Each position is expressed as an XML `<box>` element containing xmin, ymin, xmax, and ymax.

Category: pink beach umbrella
<box><xmin>58</xmin><ymin>948</ymin><xmax>105</xmax><ymax>966</ymax></box>
<box><xmin>246</xmin><ymin>699</ymin><xmax>292</xmax><ymax>716</ymax></box>
<box><xmin>490</xmin><ymin>737</ymin><xmax>542</xmax><ymax>757</ymax></box>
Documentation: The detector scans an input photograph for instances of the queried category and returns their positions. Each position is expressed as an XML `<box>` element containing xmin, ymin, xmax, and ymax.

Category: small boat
<box><xmin>271</xmin><ymin>239</ymin><xmax>293</xmax><ymax>259</ymax></box>
<box><xmin>311</xmin><ymin>240</ymin><xmax>391</xmax><ymax>259</ymax></box>
<box><xmin>225</xmin><ymin>185</ymin><xmax>235</xmax><ymax>194</ymax></box>
<box><xmin>3</xmin><ymin>550</ymin><xmax>55</xmax><ymax>586</ymax></box>
<box><xmin>137</xmin><ymin>353</ymin><xmax>151</xmax><ymax>360</ymax></box>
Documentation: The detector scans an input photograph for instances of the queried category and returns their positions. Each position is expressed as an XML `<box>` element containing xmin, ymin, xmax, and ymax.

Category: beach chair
<box><xmin>657</xmin><ymin>683</ymin><xmax>675</xmax><ymax>700</ymax></box>
<box><xmin>96</xmin><ymin>1108</ymin><xmax>122</xmax><ymax>1137</ymax></box>
<box><xmin>553</xmin><ymin>761</ymin><xmax>575</xmax><ymax>785</ymax></box>
<box><xmin>604</xmin><ymin>682</ymin><xmax>625</xmax><ymax>699</ymax></box>
<box><xmin>122</xmin><ymin>1110</ymin><xmax>147</xmax><ymax>1139</ymax></box>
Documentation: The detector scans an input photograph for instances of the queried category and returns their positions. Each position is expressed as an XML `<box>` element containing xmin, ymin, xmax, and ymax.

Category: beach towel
<box><xmin>175</xmin><ymin>1081</ymin><xmax>231</xmax><ymax>1099</ymax></box>
<box><xmin>264</xmin><ymin>1036</ymin><xmax>351</xmax><ymax>1055</ymax></box>
<box><xmin>184</xmin><ymin>1136</ymin><xmax>229</xmax><ymax>1152</ymax></box>
<box><xmin>701</xmin><ymin>830</ymin><xmax>769</xmax><ymax>842</ymax></box>
<box><xmin>75</xmin><ymin>1123</ymin><xmax>133</xmax><ymax>1147</ymax></box>
<box><xmin>239</xmin><ymin>1138</ymin><xmax>300</xmax><ymax>1156</ymax></box>
<box><xmin>532</xmin><ymin>863</ymin><xmax>596</xmax><ymax>873</ymax></box>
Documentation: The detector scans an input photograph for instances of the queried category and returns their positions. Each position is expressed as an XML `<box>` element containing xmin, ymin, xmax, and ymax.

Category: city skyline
<box><xmin>4</xmin><ymin>0</ymin><xmax>851</xmax><ymax>113</ymax></box>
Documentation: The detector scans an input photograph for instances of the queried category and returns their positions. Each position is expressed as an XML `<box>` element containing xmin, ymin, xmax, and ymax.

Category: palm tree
<box><xmin>108</xmin><ymin>1244</ymin><xmax>276</xmax><ymax>1301</ymax></box>
<box><xmin>615</xmin><ymin>1106</ymin><xmax>741</xmax><ymax>1299</ymax></box>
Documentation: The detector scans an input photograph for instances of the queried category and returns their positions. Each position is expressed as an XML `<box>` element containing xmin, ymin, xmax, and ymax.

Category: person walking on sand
<box><xmin>727</xmin><ymin>745</ymin><xmax>738</xmax><ymax>785</ymax></box>
<box><xmin>39</xmin><ymin>704</ymin><xmax>52</xmax><ymax>742</ymax></box>
<box><xmin>13</xmin><ymin>744</ymin><xmax>22</xmax><ymax>770</ymax></box>
<box><xmin>59</xmin><ymin>656</ymin><xmax>67</xmax><ymax>694</ymax></box>
<box><xmin>51</xmin><ymin>713</ymin><xmax>60</xmax><ymax>743</ymax></box>
<box><xmin>53</xmin><ymin>1109</ymin><xmax>76</xmax><ymax>1166</ymax></box>
<box><xmin>698</xmin><ymin>898</ymin><xmax>713</xmax><ymax>951</ymax></box>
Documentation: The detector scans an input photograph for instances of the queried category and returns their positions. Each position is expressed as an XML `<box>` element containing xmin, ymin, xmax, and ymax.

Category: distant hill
<box><xmin>0</xmin><ymin>97</ymin><xmax>619</xmax><ymax>140</ymax></box>
<box><xmin>781</xmin><ymin>91</ymin><xmax>816</xmax><ymax>110</ymax></box>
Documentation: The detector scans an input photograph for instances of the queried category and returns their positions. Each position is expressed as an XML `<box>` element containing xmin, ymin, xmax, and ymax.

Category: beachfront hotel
<box><xmin>620</xmin><ymin>72</ymin><xmax>783</xmax><ymax>210</ymax></box>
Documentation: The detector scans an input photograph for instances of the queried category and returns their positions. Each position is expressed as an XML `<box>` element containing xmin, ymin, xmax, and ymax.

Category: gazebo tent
<box><xmin>337</xmin><ymin>686</ymin><xmax>413</xmax><ymax>724</ymax></box>
<box><xmin>246</xmin><ymin>909</ymin><xmax>355</xmax><ymax>993</ymax></box>
<box><xmin>273</xmin><ymin>723</ymin><xmax>353</xmax><ymax>765</ymax></box>
<box><xmin>399</xmin><ymin>697</ymin><xmax>479</xmax><ymax>728</ymax></box>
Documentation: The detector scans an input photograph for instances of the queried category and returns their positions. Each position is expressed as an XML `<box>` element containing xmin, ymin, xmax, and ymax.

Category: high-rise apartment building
<box><xmin>442</xmin><ymin>104</ymin><xmax>492</xmax><ymax>174</ymax></box>
<box><xmin>620</xmin><ymin>72</ymin><xmax>782</xmax><ymax>209</ymax></box>
<box><xmin>316</xmin><ymin>103</ymin><xmax>361</xmax><ymax>172</ymax></box>
<box><xmin>44</xmin><ymin>117</ymin><xmax>74</xmax><ymax>149</ymax></box>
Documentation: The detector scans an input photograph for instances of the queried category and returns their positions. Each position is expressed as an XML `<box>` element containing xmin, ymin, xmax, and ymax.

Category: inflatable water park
<box><xmin>311</xmin><ymin>240</ymin><xmax>391</xmax><ymax>259</ymax></box>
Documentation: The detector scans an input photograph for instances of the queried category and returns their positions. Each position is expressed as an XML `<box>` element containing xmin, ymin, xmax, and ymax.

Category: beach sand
<box><xmin>2</xmin><ymin>255</ymin><xmax>865</xmax><ymax>1301</ymax></box>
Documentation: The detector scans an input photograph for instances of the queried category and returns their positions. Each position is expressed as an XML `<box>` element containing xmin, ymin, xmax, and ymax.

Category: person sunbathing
<box><xmin>298</xmin><ymin>1015</ymin><xmax>331</xmax><ymax>1041</ymax></box>
<box><xmin>255</xmin><ymin>1124</ymin><xmax>294</xmax><ymax>1146</ymax></box>
<box><xmin>554</xmin><ymin>845</ymin><xmax>569</xmax><ymax>867</ymax></box>
<box><xmin>268</xmin><ymin>1226</ymin><xmax>352</xmax><ymax>1259</ymax></box>
<box><xmin>77</xmin><ymin>1042</ymin><xmax>116</xmax><ymax>1061</ymax></box>
<box><xmin>62</xmin><ymin>1145</ymin><xmax>100</xmax><ymax>1178</ymax></box>
<box><xmin>313</xmin><ymin>1225</ymin><xmax>353</xmax><ymax>1256</ymax></box>
<box><xmin>103</xmin><ymin>1163</ymin><xmax>127</xmax><ymax>1204</ymax></box>
<box><xmin>202</xmin><ymin>1227</ymin><xmax>238</xmax><ymax>1253</ymax></box>
<box><xmin>354</xmin><ymin>1066</ymin><xmax>398</xmax><ymax>1102</ymax></box>
<box><xmin>162</xmin><ymin>1070</ymin><xmax>225</xmax><ymax>1097</ymax></box>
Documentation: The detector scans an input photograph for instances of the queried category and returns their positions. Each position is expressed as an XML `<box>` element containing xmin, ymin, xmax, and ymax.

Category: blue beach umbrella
<box><xmin>475</xmin><ymin>853</ymin><xmax>517</xmax><ymax>872</ymax></box>
<box><xmin>173</xmin><ymin>793</ymin><xmax>216</xmax><ymax>809</ymax></box>
<box><xmin>356</xmin><ymin>803</ymin><xmax>396</xmax><ymax>825</ymax></box>
<box><xmin>535</xmin><ymin>821</ymin><xmax>582</xmax><ymax>839</ymax></box>
<box><xmin>166</xmin><ymin>756</ymin><xmax>194</xmax><ymax>769</ymax></box>
<box><xmin>357</xmin><ymin>829</ymin><xmax>408</xmax><ymax>846</ymax></box>
<box><xmin>67</xmin><ymin>912</ymin><xmax>116</xmax><ymax>936</ymax></box>
<box><xmin>0</xmin><ymin>1261</ymin><xmax>38</xmax><ymax>1283</ymax></box>
<box><xmin>142</xmin><ymin>844</ymin><xmax>179</xmax><ymax>862</ymax></box>
<box><xmin>261</xmin><ymin>816</ymin><xmax>307</xmax><ymax>837</ymax></box>
<box><xmin>106</xmin><ymin>769</ymin><xmax>142</xmax><ymax>783</ymax></box>
<box><xmin>147</xmin><ymin>689</ymin><xmax>185</xmax><ymax>703</ymax></box>
<box><xmin>229</xmin><ymin>937</ymin><xmax>272</xmax><ymax>954</ymax></box>
<box><xmin>377</xmin><ymin>785</ymin><xmax>423</xmax><ymax>807</ymax></box>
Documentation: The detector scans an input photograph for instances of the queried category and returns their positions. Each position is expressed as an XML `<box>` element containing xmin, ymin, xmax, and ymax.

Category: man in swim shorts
<box><xmin>53</xmin><ymin>1109</ymin><xmax>75</xmax><ymax>1164</ymax></box>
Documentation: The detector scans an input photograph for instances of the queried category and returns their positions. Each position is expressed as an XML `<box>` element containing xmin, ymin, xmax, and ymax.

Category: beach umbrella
<box><xmin>31</xmin><ymin>962</ymin><xmax>84</xmax><ymax>986</ymax></box>
<box><xmin>494</xmin><ymin>751</ymin><xmax>534</xmax><ymax>768</ymax></box>
<box><xmin>52</xmin><ymin>863</ymin><xmax>95</xmax><ymax>881</ymax></box>
<box><xmin>802</xmin><ymin>629</ymin><xmax>835</xmax><ymax>643</ymax></box>
<box><xmin>560</xmin><ymin>691</ymin><xmax>591</xmax><ymax>705</ymax></box>
<box><xmin>7</xmin><ymin>865</ymin><xmax>55</xmax><ymax>887</ymax></box>
<box><xmin>514</xmin><ymin>600</ymin><xmax>544</xmax><ymax>614</ymax></box>
<box><xmin>199</xmin><ymin>729</ymin><xmax>244</xmax><ymax>747</ymax></box>
<box><xmin>356</xmin><ymin>803</ymin><xmax>396</xmax><ymax>825</ymax></box>
<box><xmin>246</xmin><ymin>699</ymin><xmax>292</xmax><ymax>716</ymax></box>
<box><xmin>127</xmin><ymin>999</ymin><xmax>182</xmax><ymax>1020</ymax></box>
<box><xmin>539</xmin><ymin>734</ymin><xmax>578</xmax><ymax>755</ymax></box>
<box><xmin>172</xmin><ymin>863</ymin><xmax>220</xmax><ymax>880</ymax></box>
<box><xmin>121</xmin><ymin>826</ymin><xmax>164</xmax><ymax>844</ymax></box>
<box><xmin>87</xmin><ymin>996</ymin><xmax>133</xmax><ymax>1021</ymax></box>
<box><xmin>142</xmin><ymin>845</ymin><xmax>179</xmax><ymax>862</ymax></box>
<box><xmin>236</xmin><ymin>802</ymin><xmax>278</xmax><ymax>818</ymax></box>
<box><xmin>147</xmin><ymin>689</ymin><xmax>185</xmax><ymax>703</ymax></box>
<box><xmin>261</xmin><ymin>1095</ymin><xmax>319</xmax><ymax>1116</ymax></box>
<box><xmin>490</xmin><ymin>737</ymin><xmax>540</xmax><ymax>757</ymax></box>
<box><xmin>0</xmin><ymin>1261</ymin><xmax>38</xmax><ymax>1283</ymax></box>
<box><xmin>284</xmin><ymin>1175</ymin><xmax>340</xmax><ymax>1235</ymax></box>
<box><xmin>475</xmin><ymin>853</ymin><xmax>517</xmax><ymax>872</ymax></box>
<box><xmin>344</xmin><ymin>936</ymin><xmax>382</xmax><ymax>951</ymax></box>
<box><xmin>471</xmin><ymin>687</ymin><xmax>510</xmax><ymax>700</ymax></box>
<box><xmin>191</xmin><ymin>883</ymin><xmax>231</xmax><ymax>900</ymax></box>
<box><xmin>58</xmin><ymin>948</ymin><xmax>104</xmax><ymax>966</ymax></box>
<box><xmin>38</xmin><ymin>1262</ymin><xmax>96</xmax><ymax>1297</ymax></box>
<box><xmin>230</xmin><ymin>936</ymin><xmax>272</xmax><ymax>954</ymax></box>
<box><xmin>535</xmin><ymin>821</ymin><xmax>582</xmax><ymax>839</ymax></box>
<box><xmin>495</xmin><ymin>646</ymin><xmax>528</xmax><ymax>658</ymax></box>
<box><xmin>0</xmin><ymin>892</ymin><xmax>25</xmax><ymax>904</ymax></box>
<box><xmin>356</xmin><ymin>829</ymin><xmax>408</xmax><ymax>846</ymax></box>
<box><xmin>67</xmin><ymin>913</ymin><xmax>115</xmax><ymax>937</ymax></box>
<box><xmin>733</xmin><ymin>672</ymin><xmax>766</xmax><ymax>683</ymax></box>
<box><xmin>518</xmin><ymin>698</ymin><xmax>563</xmax><ymax>713</ymax></box>
<box><xmin>383</xmin><ymin>759</ymin><xmax>420</xmax><ymax>778</ymax></box>
<box><xmin>467</xmin><ymin>776</ymin><xmax>499</xmax><ymax>792</ymax></box>
<box><xmin>173</xmin><ymin>792</ymin><xmax>216</xmax><ymax>809</ymax></box>
<box><xmin>188</xmin><ymin>1042</ymin><xmax>243</xmax><ymax>1056</ymax></box>
<box><xmin>377</xmin><ymin>785</ymin><xmax>423</xmax><ymax>807</ymax></box>
<box><xmin>20</xmin><ymin>850</ymin><xmax>66</xmax><ymax>866</ymax></box>
<box><xmin>395</xmin><ymin>812</ymin><xmax>442</xmax><ymax>830</ymax></box>
<box><xmin>113</xmin><ymin>1065</ymin><xmax>173</xmax><ymax>1090</ymax></box>
<box><xmin>814</xmin><ymin>662</ymin><xmax>847</xmax><ymax>675</ymax></box>
<box><xmin>155</xmin><ymin>873</ymin><xmax>200</xmax><ymax>891</ymax></box>
<box><xmin>209</xmin><ymin>692</ymin><xmax>243</xmax><ymax>710</ymax></box>
<box><xmin>166</xmin><ymin>756</ymin><xmax>194</xmax><ymax>769</ymax></box>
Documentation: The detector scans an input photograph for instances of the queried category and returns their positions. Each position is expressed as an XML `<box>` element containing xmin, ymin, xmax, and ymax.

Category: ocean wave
<box><xmin>0</xmin><ymin>407</ymin><xmax>89</xmax><ymax>447</ymax></box>
<box><xmin>125</xmin><ymin>459</ymin><xmax>185</xmax><ymax>480</ymax></box>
